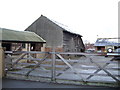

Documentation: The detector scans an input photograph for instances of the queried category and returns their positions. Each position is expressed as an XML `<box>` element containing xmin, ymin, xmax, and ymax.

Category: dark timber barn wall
<box><xmin>63</xmin><ymin>31</ymin><xmax>84</xmax><ymax>52</ymax></box>
<box><xmin>25</xmin><ymin>15</ymin><xmax>85</xmax><ymax>52</ymax></box>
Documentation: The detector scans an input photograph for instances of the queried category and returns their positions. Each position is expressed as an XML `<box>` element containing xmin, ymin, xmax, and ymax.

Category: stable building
<box><xmin>25</xmin><ymin>15</ymin><xmax>85</xmax><ymax>52</ymax></box>
<box><xmin>0</xmin><ymin>28</ymin><xmax>46</xmax><ymax>77</ymax></box>
<box><xmin>0</xmin><ymin>28</ymin><xmax>46</xmax><ymax>52</ymax></box>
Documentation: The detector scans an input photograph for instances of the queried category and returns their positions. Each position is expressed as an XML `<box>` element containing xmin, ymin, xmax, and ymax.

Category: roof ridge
<box><xmin>41</xmin><ymin>15</ymin><xmax>82</xmax><ymax>37</ymax></box>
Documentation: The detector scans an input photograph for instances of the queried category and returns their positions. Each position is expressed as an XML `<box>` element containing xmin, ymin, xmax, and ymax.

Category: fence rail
<box><xmin>4</xmin><ymin>51</ymin><xmax>120</xmax><ymax>87</ymax></box>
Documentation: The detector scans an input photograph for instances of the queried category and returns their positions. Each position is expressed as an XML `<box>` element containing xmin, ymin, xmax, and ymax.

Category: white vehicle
<box><xmin>106</xmin><ymin>48</ymin><xmax>120</xmax><ymax>57</ymax></box>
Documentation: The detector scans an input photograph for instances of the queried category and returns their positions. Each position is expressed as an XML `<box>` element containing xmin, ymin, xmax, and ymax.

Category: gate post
<box><xmin>0</xmin><ymin>47</ymin><xmax>5</xmax><ymax>78</ymax></box>
<box><xmin>51</xmin><ymin>48</ymin><xmax>56</xmax><ymax>82</ymax></box>
<box><xmin>27</xmin><ymin>43</ymin><xmax>31</xmax><ymax>63</ymax></box>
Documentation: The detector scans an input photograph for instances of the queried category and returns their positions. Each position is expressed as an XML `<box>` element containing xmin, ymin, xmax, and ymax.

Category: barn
<box><xmin>25</xmin><ymin>15</ymin><xmax>85</xmax><ymax>52</ymax></box>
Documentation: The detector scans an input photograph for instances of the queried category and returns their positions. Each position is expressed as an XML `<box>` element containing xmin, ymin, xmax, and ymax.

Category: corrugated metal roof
<box><xmin>94</xmin><ymin>38</ymin><xmax>120</xmax><ymax>46</ymax></box>
<box><xmin>43</xmin><ymin>15</ymin><xmax>82</xmax><ymax>37</ymax></box>
<box><xmin>0</xmin><ymin>28</ymin><xmax>46</xmax><ymax>43</ymax></box>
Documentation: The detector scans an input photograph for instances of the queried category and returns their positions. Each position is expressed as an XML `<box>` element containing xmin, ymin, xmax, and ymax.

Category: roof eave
<box><xmin>63</xmin><ymin>30</ymin><xmax>82</xmax><ymax>37</ymax></box>
<box><xmin>0</xmin><ymin>40</ymin><xmax>46</xmax><ymax>43</ymax></box>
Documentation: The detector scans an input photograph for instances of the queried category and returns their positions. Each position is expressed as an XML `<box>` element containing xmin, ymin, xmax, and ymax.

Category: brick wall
<box><xmin>45</xmin><ymin>47</ymin><xmax>63</xmax><ymax>52</ymax></box>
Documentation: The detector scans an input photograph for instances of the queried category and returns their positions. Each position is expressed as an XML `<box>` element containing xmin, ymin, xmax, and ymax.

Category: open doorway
<box><xmin>2</xmin><ymin>43</ymin><xmax>12</xmax><ymax>51</ymax></box>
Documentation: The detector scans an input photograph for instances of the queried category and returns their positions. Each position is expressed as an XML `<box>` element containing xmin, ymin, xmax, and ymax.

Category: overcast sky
<box><xmin>0</xmin><ymin>0</ymin><xmax>119</xmax><ymax>43</ymax></box>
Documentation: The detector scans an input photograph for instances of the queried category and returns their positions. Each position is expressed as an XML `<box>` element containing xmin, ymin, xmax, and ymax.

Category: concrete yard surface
<box><xmin>2</xmin><ymin>78</ymin><xmax>119</xmax><ymax>90</ymax></box>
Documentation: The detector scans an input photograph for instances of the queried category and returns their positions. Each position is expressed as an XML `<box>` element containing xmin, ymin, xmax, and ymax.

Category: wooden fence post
<box><xmin>51</xmin><ymin>48</ymin><xmax>56</xmax><ymax>82</ymax></box>
<box><xmin>27</xmin><ymin>43</ymin><xmax>31</xmax><ymax>63</ymax></box>
<box><xmin>0</xmin><ymin>47</ymin><xmax>5</xmax><ymax>78</ymax></box>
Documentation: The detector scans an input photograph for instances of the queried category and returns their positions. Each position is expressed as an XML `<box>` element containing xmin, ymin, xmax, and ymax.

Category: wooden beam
<box><xmin>0</xmin><ymin>47</ymin><xmax>5</xmax><ymax>78</ymax></box>
<box><xmin>57</xmin><ymin>52</ymin><xmax>99</xmax><ymax>56</ymax></box>
<box><xmin>17</xmin><ymin>63</ymin><xmax>67</xmax><ymax>68</ymax></box>
<box><xmin>87</xmin><ymin>58</ymin><xmax>115</xmax><ymax>80</ymax></box>
<box><xmin>27</xmin><ymin>43</ymin><xmax>31</xmax><ymax>63</ymax></box>
<box><xmin>12</xmin><ymin>53</ymin><xmax>27</xmax><ymax>68</ymax></box>
<box><xmin>25</xmin><ymin>54</ymin><xmax>50</xmax><ymax>76</ymax></box>
<box><xmin>51</xmin><ymin>48</ymin><xmax>56</xmax><ymax>81</ymax></box>
<box><xmin>56</xmin><ymin>54</ymin><xmax>86</xmax><ymax>82</ymax></box>
<box><xmin>88</xmin><ymin>58</ymin><xmax>120</xmax><ymax>82</ymax></box>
